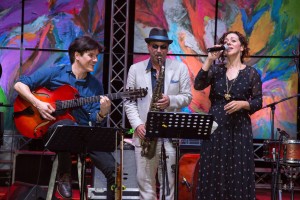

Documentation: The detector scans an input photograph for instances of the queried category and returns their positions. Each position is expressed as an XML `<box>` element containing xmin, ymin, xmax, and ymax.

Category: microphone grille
<box><xmin>223</xmin><ymin>44</ymin><xmax>229</xmax><ymax>50</ymax></box>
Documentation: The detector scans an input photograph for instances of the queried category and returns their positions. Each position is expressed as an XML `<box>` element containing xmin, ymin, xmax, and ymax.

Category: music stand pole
<box><xmin>115</xmin><ymin>129</ymin><xmax>124</xmax><ymax>200</ymax></box>
<box><xmin>79</xmin><ymin>148</ymin><xmax>88</xmax><ymax>199</ymax></box>
<box><xmin>161</xmin><ymin>141</ymin><xmax>170</xmax><ymax>200</ymax></box>
<box><xmin>173</xmin><ymin>139</ymin><xmax>180</xmax><ymax>200</ymax></box>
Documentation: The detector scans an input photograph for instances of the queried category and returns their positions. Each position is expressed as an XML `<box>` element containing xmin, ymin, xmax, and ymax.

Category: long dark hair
<box><xmin>218</xmin><ymin>31</ymin><xmax>250</xmax><ymax>63</ymax></box>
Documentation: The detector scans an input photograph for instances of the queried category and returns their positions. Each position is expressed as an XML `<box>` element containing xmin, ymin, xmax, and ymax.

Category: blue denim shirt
<box><xmin>18</xmin><ymin>65</ymin><xmax>104</xmax><ymax>126</ymax></box>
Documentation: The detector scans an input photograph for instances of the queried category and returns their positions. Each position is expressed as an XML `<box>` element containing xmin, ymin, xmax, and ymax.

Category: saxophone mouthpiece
<box><xmin>157</xmin><ymin>56</ymin><xmax>162</xmax><ymax>65</ymax></box>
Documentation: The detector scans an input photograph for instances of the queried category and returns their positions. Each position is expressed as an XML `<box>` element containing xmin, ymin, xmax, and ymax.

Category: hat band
<box><xmin>148</xmin><ymin>35</ymin><xmax>170</xmax><ymax>41</ymax></box>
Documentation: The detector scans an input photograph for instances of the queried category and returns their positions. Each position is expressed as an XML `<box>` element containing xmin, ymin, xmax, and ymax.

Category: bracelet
<box><xmin>98</xmin><ymin>112</ymin><xmax>107</xmax><ymax>118</ymax></box>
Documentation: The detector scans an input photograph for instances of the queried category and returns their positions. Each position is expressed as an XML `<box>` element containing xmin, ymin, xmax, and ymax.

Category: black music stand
<box><xmin>44</xmin><ymin>125</ymin><xmax>117</xmax><ymax>200</ymax></box>
<box><xmin>146</xmin><ymin>111</ymin><xmax>213</xmax><ymax>139</ymax></box>
<box><xmin>145</xmin><ymin>111</ymin><xmax>214</xmax><ymax>200</ymax></box>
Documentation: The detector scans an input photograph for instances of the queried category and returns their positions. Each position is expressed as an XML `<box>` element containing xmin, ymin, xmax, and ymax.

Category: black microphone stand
<box><xmin>272</xmin><ymin>133</ymin><xmax>284</xmax><ymax>200</ymax></box>
<box><xmin>261</xmin><ymin>94</ymin><xmax>299</xmax><ymax>140</ymax></box>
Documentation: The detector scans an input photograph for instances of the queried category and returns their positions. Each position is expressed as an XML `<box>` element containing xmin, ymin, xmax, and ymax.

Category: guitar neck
<box><xmin>56</xmin><ymin>93</ymin><xmax>124</xmax><ymax>110</ymax></box>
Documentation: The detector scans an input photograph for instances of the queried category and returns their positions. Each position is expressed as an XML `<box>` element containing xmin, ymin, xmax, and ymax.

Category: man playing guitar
<box><xmin>14</xmin><ymin>36</ymin><xmax>116</xmax><ymax>200</ymax></box>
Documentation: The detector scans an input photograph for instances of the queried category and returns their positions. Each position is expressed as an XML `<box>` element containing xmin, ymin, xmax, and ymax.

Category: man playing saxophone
<box><xmin>124</xmin><ymin>28</ymin><xmax>192</xmax><ymax>200</ymax></box>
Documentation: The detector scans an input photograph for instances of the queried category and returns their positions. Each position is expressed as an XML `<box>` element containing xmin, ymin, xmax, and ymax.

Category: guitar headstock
<box><xmin>123</xmin><ymin>87</ymin><xmax>148</xmax><ymax>101</ymax></box>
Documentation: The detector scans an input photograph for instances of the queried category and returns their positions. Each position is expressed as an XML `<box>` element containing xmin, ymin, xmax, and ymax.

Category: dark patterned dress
<box><xmin>194</xmin><ymin>64</ymin><xmax>262</xmax><ymax>200</ymax></box>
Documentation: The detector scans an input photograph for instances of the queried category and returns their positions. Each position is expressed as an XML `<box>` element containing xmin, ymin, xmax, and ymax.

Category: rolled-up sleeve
<box><xmin>18</xmin><ymin>67</ymin><xmax>55</xmax><ymax>90</ymax></box>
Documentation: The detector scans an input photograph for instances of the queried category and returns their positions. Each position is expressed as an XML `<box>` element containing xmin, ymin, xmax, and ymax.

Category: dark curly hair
<box><xmin>218</xmin><ymin>31</ymin><xmax>250</xmax><ymax>63</ymax></box>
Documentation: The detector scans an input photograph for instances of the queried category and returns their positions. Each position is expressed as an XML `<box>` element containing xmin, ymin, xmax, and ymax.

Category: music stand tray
<box><xmin>145</xmin><ymin>111</ymin><xmax>214</xmax><ymax>140</ymax></box>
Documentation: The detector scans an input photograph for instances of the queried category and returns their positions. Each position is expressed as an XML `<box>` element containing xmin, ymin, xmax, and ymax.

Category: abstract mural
<box><xmin>0</xmin><ymin>0</ymin><xmax>106</xmax><ymax>130</ymax></box>
<box><xmin>0</xmin><ymin>0</ymin><xmax>299</xmax><ymax>140</ymax></box>
<box><xmin>133</xmin><ymin>0</ymin><xmax>300</xmax><ymax>139</ymax></box>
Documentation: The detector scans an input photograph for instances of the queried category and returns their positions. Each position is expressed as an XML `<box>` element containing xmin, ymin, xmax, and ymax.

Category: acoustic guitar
<box><xmin>13</xmin><ymin>84</ymin><xmax>147</xmax><ymax>139</ymax></box>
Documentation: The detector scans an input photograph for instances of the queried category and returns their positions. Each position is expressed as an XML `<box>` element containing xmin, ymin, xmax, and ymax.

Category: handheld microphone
<box><xmin>207</xmin><ymin>44</ymin><xmax>228</xmax><ymax>52</ymax></box>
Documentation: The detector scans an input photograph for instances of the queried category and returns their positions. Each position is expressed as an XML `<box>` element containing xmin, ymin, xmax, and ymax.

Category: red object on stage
<box><xmin>178</xmin><ymin>153</ymin><xmax>200</xmax><ymax>200</ymax></box>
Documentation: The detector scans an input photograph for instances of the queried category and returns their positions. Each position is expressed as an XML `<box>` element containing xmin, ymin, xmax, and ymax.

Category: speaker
<box><xmin>5</xmin><ymin>183</ymin><xmax>58</xmax><ymax>200</ymax></box>
<box><xmin>89</xmin><ymin>144</ymin><xmax>139</xmax><ymax>199</ymax></box>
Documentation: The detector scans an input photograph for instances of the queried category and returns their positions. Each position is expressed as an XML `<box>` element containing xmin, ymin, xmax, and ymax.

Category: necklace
<box><xmin>225</xmin><ymin>67</ymin><xmax>241</xmax><ymax>100</ymax></box>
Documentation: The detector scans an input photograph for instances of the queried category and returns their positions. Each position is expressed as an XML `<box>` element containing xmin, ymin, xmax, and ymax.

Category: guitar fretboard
<box><xmin>55</xmin><ymin>93</ymin><xmax>124</xmax><ymax>110</ymax></box>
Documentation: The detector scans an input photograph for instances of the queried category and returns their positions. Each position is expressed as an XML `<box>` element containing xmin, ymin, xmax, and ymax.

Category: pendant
<box><xmin>224</xmin><ymin>93</ymin><xmax>231</xmax><ymax>100</ymax></box>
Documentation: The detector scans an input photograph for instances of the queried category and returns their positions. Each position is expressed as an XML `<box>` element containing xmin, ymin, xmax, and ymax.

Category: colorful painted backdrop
<box><xmin>133</xmin><ymin>0</ymin><xmax>300</xmax><ymax>139</ymax></box>
<box><xmin>0</xmin><ymin>0</ymin><xmax>299</xmax><ymax>139</ymax></box>
<box><xmin>0</xmin><ymin>0</ymin><xmax>106</xmax><ymax>130</ymax></box>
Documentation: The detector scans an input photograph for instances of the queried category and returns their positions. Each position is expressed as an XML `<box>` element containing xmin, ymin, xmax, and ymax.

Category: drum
<box><xmin>283</xmin><ymin>140</ymin><xmax>300</xmax><ymax>164</ymax></box>
<box><xmin>263</xmin><ymin>140</ymin><xmax>284</xmax><ymax>162</ymax></box>
<box><xmin>178</xmin><ymin>153</ymin><xmax>200</xmax><ymax>200</ymax></box>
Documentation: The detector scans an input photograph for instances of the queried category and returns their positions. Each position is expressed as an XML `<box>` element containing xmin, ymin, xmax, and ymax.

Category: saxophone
<box><xmin>141</xmin><ymin>57</ymin><xmax>165</xmax><ymax>159</ymax></box>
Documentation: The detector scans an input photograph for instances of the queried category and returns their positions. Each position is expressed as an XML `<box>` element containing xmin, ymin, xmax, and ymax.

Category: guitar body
<box><xmin>14</xmin><ymin>84</ymin><xmax>147</xmax><ymax>139</ymax></box>
<box><xmin>14</xmin><ymin>85</ymin><xmax>78</xmax><ymax>139</ymax></box>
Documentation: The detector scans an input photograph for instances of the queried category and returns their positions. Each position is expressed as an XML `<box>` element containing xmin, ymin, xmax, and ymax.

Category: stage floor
<box><xmin>0</xmin><ymin>186</ymin><xmax>299</xmax><ymax>200</ymax></box>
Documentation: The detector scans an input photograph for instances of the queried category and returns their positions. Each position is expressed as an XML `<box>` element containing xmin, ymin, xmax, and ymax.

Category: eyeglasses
<box><xmin>151</xmin><ymin>44</ymin><xmax>168</xmax><ymax>50</ymax></box>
